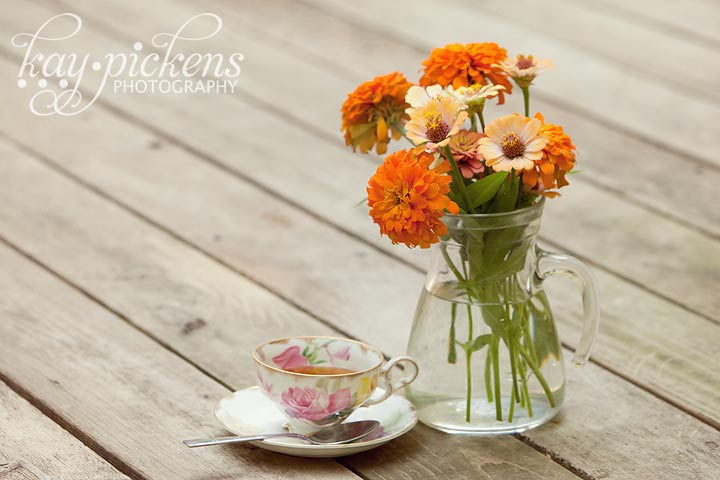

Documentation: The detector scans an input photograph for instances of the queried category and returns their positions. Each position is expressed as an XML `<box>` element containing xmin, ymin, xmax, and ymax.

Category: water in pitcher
<box><xmin>406</xmin><ymin>283</ymin><xmax>566</xmax><ymax>434</ymax></box>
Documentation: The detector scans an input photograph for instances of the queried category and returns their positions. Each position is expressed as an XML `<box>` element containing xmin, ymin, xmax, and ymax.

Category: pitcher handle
<box><xmin>536</xmin><ymin>249</ymin><xmax>600</xmax><ymax>367</ymax></box>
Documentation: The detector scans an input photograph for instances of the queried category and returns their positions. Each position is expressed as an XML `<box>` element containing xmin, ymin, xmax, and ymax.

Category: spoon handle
<box><xmin>183</xmin><ymin>433</ymin><xmax>309</xmax><ymax>448</ymax></box>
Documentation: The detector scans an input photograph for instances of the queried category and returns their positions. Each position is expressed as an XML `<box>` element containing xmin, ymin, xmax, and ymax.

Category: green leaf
<box><xmin>530</xmin><ymin>292</ymin><xmax>562</xmax><ymax>366</ymax></box>
<box><xmin>488</xmin><ymin>173</ymin><xmax>520</xmax><ymax>213</ymax></box>
<box><xmin>466</xmin><ymin>172</ymin><xmax>508</xmax><ymax>209</ymax></box>
<box><xmin>469</xmin><ymin>334</ymin><xmax>492</xmax><ymax>352</ymax></box>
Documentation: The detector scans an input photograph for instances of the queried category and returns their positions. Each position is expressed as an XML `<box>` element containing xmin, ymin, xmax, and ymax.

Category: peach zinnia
<box><xmin>419</xmin><ymin>42</ymin><xmax>512</xmax><ymax>104</ymax></box>
<box><xmin>448</xmin><ymin>130</ymin><xmax>485</xmax><ymax>179</ymax></box>
<box><xmin>498</xmin><ymin>54</ymin><xmax>553</xmax><ymax>88</ymax></box>
<box><xmin>341</xmin><ymin>72</ymin><xmax>412</xmax><ymax>155</ymax></box>
<box><xmin>521</xmin><ymin>113</ymin><xmax>576</xmax><ymax>197</ymax></box>
<box><xmin>478</xmin><ymin>114</ymin><xmax>548</xmax><ymax>172</ymax></box>
<box><xmin>405</xmin><ymin>96</ymin><xmax>468</xmax><ymax>151</ymax></box>
<box><xmin>367</xmin><ymin>149</ymin><xmax>460</xmax><ymax>248</ymax></box>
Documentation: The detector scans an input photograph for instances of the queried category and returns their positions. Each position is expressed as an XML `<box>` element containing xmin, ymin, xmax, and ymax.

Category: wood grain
<box><xmin>1</xmin><ymin>1</ymin><xmax>713</xmax><ymax>473</ymax></box>
<box><xmin>0</xmin><ymin>99</ymin><xmax>719</xmax><ymax>479</ymax></box>
<box><xmin>586</xmin><ymin>0</ymin><xmax>720</xmax><ymax>47</ymax></box>
<box><xmin>2</xmin><ymin>1</ymin><xmax>719</xmax><ymax>424</ymax></box>
<box><xmin>301</xmin><ymin>0</ymin><xmax>720</xmax><ymax>170</ymax></box>
<box><xmin>0</xmin><ymin>249</ymin><xmax>362</xmax><ymax>480</ymax></box>
<box><xmin>216</xmin><ymin>0</ymin><xmax>720</xmax><ymax>240</ymax></box>
<box><xmin>0</xmin><ymin>143</ymin><xmax>580</xmax><ymax>480</ymax></box>
<box><xmin>0</xmin><ymin>382</ymin><xmax>129</xmax><ymax>480</ymax></box>
<box><xmin>25</xmin><ymin>0</ymin><xmax>719</xmax><ymax>320</ymax></box>
<box><xmin>449</xmin><ymin>0</ymin><xmax>720</xmax><ymax>101</ymax></box>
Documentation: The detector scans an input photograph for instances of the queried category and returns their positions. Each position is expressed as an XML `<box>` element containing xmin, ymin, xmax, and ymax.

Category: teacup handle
<box><xmin>364</xmin><ymin>356</ymin><xmax>418</xmax><ymax>406</ymax></box>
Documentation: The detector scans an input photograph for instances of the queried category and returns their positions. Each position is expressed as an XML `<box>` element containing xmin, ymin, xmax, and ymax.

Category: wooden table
<box><xmin>1</xmin><ymin>1</ymin><xmax>718</xmax><ymax>478</ymax></box>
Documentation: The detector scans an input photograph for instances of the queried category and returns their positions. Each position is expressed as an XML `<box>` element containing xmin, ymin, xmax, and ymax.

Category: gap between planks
<box><xmin>8</xmin><ymin>1</ymin><xmax>720</xmax><ymax>317</ymax></box>
<box><xmin>1</xmin><ymin>5</ymin><xmax>716</xmax><ymax>474</ymax></box>
<box><xmin>0</xmin><ymin>366</ymin><xmax>148</xmax><ymax>480</ymax></box>
<box><xmin>1</xmin><ymin>107</ymin><xmax>719</xmax><ymax>441</ymax></box>
<box><xmin>294</xmin><ymin>0</ymin><xmax>720</xmax><ymax>176</ymax></box>
<box><xmin>1</xmin><ymin>39</ymin><xmax>717</xmax><ymax>332</ymax></box>
<box><xmin>0</xmin><ymin>139</ymin><xmax>591</xmax><ymax>480</ymax></box>
<box><xmin>0</xmin><ymin>235</ymin><xmax>376</xmax><ymax>480</ymax></box>
<box><xmin>0</xmin><ymin>16</ymin><xmax>718</xmax><ymax>436</ymax></box>
<box><xmin>561</xmin><ymin>0</ymin><xmax>720</xmax><ymax>51</ymax></box>
<box><xmin>33</xmin><ymin>0</ymin><xmax>720</xmax><ymax>244</ymax></box>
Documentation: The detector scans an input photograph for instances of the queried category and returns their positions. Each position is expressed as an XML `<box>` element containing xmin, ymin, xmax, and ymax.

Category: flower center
<box><xmin>391</xmin><ymin>187</ymin><xmax>409</xmax><ymax>206</ymax></box>
<box><xmin>516</xmin><ymin>56</ymin><xmax>535</xmax><ymax>70</ymax></box>
<box><xmin>424</xmin><ymin>112</ymin><xmax>450</xmax><ymax>143</ymax></box>
<box><xmin>501</xmin><ymin>133</ymin><xmax>526</xmax><ymax>158</ymax></box>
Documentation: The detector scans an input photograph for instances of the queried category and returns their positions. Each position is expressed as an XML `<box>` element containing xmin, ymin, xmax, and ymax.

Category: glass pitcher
<box><xmin>405</xmin><ymin>199</ymin><xmax>600</xmax><ymax>434</ymax></box>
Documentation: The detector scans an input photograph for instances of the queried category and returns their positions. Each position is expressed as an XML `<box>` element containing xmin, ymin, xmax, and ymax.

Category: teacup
<box><xmin>253</xmin><ymin>336</ymin><xmax>418</xmax><ymax>431</ymax></box>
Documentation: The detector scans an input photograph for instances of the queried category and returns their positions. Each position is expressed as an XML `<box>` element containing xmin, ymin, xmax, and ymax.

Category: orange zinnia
<box><xmin>419</xmin><ymin>43</ymin><xmax>512</xmax><ymax>104</ymax></box>
<box><xmin>341</xmin><ymin>72</ymin><xmax>413</xmax><ymax>155</ymax></box>
<box><xmin>367</xmin><ymin>149</ymin><xmax>460</xmax><ymax>248</ymax></box>
<box><xmin>521</xmin><ymin>113</ymin><xmax>577</xmax><ymax>197</ymax></box>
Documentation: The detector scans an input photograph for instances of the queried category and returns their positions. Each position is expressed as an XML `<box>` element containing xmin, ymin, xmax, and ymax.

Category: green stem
<box><xmin>508</xmin><ymin>381</ymin><xmax>516</xmax><ymax>423</ymax></box>
<box><xmin>518</xmin><ymin>346</ymin><xmax>556</xmax><ymax>408</ymax></box>
<box><xmin>491</xmin><ymin>334</ymin><xmax>502</xmax><ymax>421</ymax></box>
<box><xmin>465</xmin><ymin>304</ymin><xmax>474</xmax><ymax>422</ymax></box>
<box><xmin>503</xmin><ymin>282</ymin><xmax>520</xmax><ymax>401</ymax></box>
<box><xmin>521</xmin><ymin>87</ymin><xmax>530</xmax><ymax>117</ymax></box>
<box><xmin>523</xmin><ymin>311</ymin><xmax>538</xmax><ymax>365</ymax></box>
<box><xmin>443</xmin><ymin>146</ymin><xmax>473</xmax><ymax>213</ymax></box>
<box><xmin>478</xmin><ymin>110</ymin><xmax>485</xmax><ymax>131</ymax></box>
<box><xmin>470</xmin><ymin>113</ymin><xmax>477</xmax><ymax>132</ymax></box>
<box><xmin>484</xmin><ymin>346</ymin><xmax>493</xmax><ymax>402</ymax></box>
<box><xmin>440</xmin><ymin>244</ymin><xmax>464</xmax><ymax>282</ymax></box>
<box><xmin>521</xmin><ymin>361</ymin><xmax>534</xmax><ymax>417</ymax></box>
<box><xmin>448</xmin><ymin>303</ymin><xmax>457</xmax><ymax>364</ymax></box>
<box><xmin>512</xmin><ymin>340</ymin><xmax>522</xmax><ymax>404</ymax></box>
<box><xmin>391</xmin><ymin>121</ymin><xmax>411</xmax><ymax>145</ymax></box>
<box><xmin>465</xmin><ymin>350</ymin><xmax>473</xmax><ymax>422</ymax></box>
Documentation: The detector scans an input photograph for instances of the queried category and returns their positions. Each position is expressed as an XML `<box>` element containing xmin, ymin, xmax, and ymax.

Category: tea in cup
<box><xmin>253</xmin><ymin>336</ymin><xmax>418</xmax><ymax>431</ymax></box>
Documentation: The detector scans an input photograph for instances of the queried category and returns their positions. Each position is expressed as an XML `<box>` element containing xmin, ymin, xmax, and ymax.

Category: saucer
<box><xmin>215</xmin><ymin>386</ymin><xmax>417</xmax><ymax>458</ymax></box>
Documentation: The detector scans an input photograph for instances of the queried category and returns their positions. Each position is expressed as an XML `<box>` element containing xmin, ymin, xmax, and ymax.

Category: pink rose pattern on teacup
<box><xmin>328</xmin><ymin>345</ymin><xmax>350</xmax><ymax>361</ymax></box>
<box><xmin>271</xmin><ymin>341</ymin><xmax>354</xmax><ymax>370</ymax></box>
<box><xmin>271</xmin><ymin>346</ymin><xmax>308</xmax><ymax>369</ymax></box>
<box><xmin>280</xmin><ymin>386</ymin><xmax>351</xmax><ymax>421</ymax></box>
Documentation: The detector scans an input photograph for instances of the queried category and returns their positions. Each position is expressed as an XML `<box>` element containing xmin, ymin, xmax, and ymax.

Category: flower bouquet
<box><xmin>340</xmin><ymin>43</ymin><xmax>599</xmax><ymax>433</ymax></box>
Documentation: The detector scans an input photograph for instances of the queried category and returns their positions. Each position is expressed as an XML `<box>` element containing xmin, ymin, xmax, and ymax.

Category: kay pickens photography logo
<box><xmin>11</xmin><ymin>12</ymin><xmax>244</xmax><ymax>116</ymax></box>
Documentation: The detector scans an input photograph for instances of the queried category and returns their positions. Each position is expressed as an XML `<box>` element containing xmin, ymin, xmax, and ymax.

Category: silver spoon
<box><xmin>183</xmin><ymin>420</ymin><xmax>380</xmax><ymax>448</ymax></box>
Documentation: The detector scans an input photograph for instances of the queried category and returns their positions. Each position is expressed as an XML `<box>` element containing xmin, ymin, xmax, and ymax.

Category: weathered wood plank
<box><xmin>0</xmin><ymin>262</ymin><xmax>361</xmax><ymax>480</ymax></box>
<box><xmin>5</xmin><ymin>0</ymin><xmax>717</xmax><ymax>390</ymax></box>
<box><xmin>0</xmin><ymin>165</ymin><xmax>360</xmax><ymax>480</ymax></box>
<box><xmin>449</xmin><ymin>0</ymin><xmax>720</xmax><ymax>101</ymax></box>
<box><xmin>2</xmin><ymin>0</ymin><xmax>719</xmax><ymax>423</ymax></box>
<box><xmin>0</xmin><ymin>381</ymin><xmax>130</xmax><ymax>480</ymax></box>
<box><xmin>215</xmin><ymin>0</ymin><xmax>720</xmax><ymax>240</ymax></box>
<box><xmin>1</xmin><ymin>2</ymin><xmax>720</xmax><ymax>476</ymax></box>
<box><xmin>586</xmin><ymin>0</ymin><xmax>720</xmax><ymax>47</ymax></box>
<box><xmin>300</xmin><ymin>0</ymin><xmax>720</xmax><ymax>169</ymax></box>
<box><xmin>0</xmin><ymin>88</ymin><xmax>720</xmax><ymax>480</ymax></box>
<box><xmin>0</xmin><ymin>137</ymin><xmax>720</xmax><ymax>478</ymax></box>
<box><xmin>10</xmin><ymin>0</ymin><xmax>718</xmax><ymax>321</ymax></box>
<box><xmin>0</xmin><ymin>144</ymin><xmax>581</xmax><ymax>480</ymax></box>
